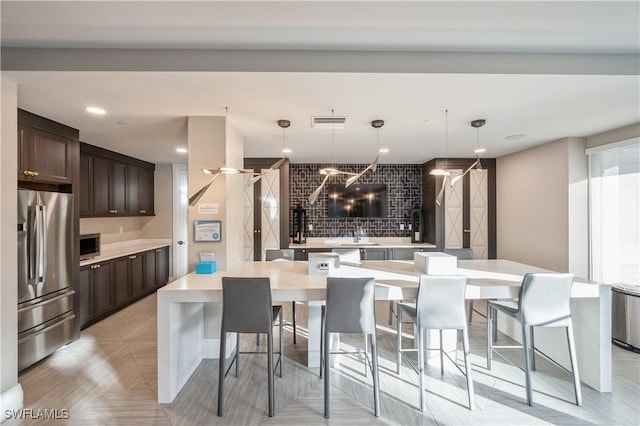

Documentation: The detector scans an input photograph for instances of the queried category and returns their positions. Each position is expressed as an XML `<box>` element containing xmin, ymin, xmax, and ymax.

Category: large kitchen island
<box><xmin>157</xmin><ymin>259</ymin><xmax>611</xmax><ymax>403</ymax></box>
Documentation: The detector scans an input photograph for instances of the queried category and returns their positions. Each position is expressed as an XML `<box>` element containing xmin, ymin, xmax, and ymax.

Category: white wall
<box><xmin>497</xmin><ymin>137</ymin><xmax>589</xmax><ymax>276</ymax></box>
<box><xmin>1</xmin><ymin>78</ymin><xmax>23</xmax><ymax>416</ymax></box>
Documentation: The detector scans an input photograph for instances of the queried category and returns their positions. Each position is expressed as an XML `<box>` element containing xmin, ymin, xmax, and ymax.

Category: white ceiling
<box><xmin>2</xmin><ymin>1</ymin><xmax>639</xmax><ymax>165</ymax></box>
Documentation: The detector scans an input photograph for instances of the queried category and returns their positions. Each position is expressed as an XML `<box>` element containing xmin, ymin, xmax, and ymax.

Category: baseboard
<box><xmin>0</xmin><ymin>383</ymin><xmax>24</xmax><ymax>423</ymax></box>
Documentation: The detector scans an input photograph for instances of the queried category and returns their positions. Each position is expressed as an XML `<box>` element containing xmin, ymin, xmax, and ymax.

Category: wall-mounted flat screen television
<box><xmin>327</xmin><ymin>184</ymin><xmax>387</xmax><ymax>218</ymax></box>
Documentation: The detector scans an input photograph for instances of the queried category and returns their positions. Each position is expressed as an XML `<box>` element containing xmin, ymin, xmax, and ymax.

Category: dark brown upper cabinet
<box><xmin>80</xmin><ymin>142</ymin><xmax>155</xmax><ymax>218</ymax></box>
<box><xmin>18</xmin><ymin>109</ymin><xmax>79</xmax><ymax>185</ymax></box>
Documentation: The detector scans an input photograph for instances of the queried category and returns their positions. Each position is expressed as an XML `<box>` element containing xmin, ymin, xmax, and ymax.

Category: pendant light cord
<box><xmin>331</xmin><ymin>108</ymin><xmax>335</xmax><ymax>168</ymax></box>
<box><xmin>445</xmin><ymin>109</ymin><xmax>449</xmax><ymax>169</ymax></box>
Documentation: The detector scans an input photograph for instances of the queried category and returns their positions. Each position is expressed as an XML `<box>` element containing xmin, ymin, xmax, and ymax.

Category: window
<box><xmin>589</xmin><ymin>139</ymin><xmax>640</xmax><ymax>286</ymax></box>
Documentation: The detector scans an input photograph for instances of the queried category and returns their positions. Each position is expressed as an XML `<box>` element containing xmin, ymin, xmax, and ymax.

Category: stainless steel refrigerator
<box><xmin>18</xmin><ymin>189</ymin><xmax>75</xmax><ymax>371</ymax></box>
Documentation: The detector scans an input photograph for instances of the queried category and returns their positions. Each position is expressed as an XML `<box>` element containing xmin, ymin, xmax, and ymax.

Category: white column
<box><xmin>187</xmin><ymin>116</ymin><xmax>244</xmax><ymax>272</ymax></box>
<box><xmin>1</xmin><ymin>78</ymin><xmax>23</xmax><ymax>418</ymax></box>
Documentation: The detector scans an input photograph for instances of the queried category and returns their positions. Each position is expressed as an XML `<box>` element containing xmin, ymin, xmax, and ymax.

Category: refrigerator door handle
<box><xmin>27</xmin><ymin>206</ymin><xmax>37</xmax><ymax>284</ymax></box>
<box><xmin>37</xmin><ymin>205</ymin><xmax>47</xmax><ymax>284</ymax></box>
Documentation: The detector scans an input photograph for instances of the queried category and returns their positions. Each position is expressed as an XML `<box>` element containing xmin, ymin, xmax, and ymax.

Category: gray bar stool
<box><xmin>320</xmin><ymin>277</ymin><xmax>380</xmax><ymax>418</ymax></box>
<box><xmin>264</xmin><ymin>249</ymin><xmax>298</xmax><ymax>344</ymax></box>
<box><xmin>218</xmin><ymin>277</ymin><xmax>284</xmax><ymax>417</ymax></box>
<box><xmin>396</xmin><ymin>275</ymin><xmax>475</xmax><ymax>411</ymax></box>
<box><xmin>487</xmin><ymin>273</ymin><xmax>582</xmax><ymax>407</ymax></box>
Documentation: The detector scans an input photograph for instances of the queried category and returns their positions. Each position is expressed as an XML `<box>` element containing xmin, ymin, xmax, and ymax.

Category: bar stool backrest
<box><xmin>221</xmin><ymin>277</ymin><xmax>273</xmax><ymax>333</ymax></box>
<box><xmin>519</xmin><ymin>273</ymin><xmax>574</xmax><ymax>326</ymax></box>
<box><xmin>265</xmin><ymin>249</ymin><xmax>295</xmax><ymax>261</ymax></box>
<box><xmin>416</xmin><ymin>275</ymin><xmax>468</xmax><ymax>330</ymax></box>
<box><xmin>325</xmin><ymin>277</ymin><xmax>376</xmax><ymax>334</ymax></box>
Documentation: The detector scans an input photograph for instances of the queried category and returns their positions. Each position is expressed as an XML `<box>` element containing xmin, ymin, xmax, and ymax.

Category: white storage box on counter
<box><xmin>308</xmin><ymin>252</ymin><xmax>340</xmax><ymax>275</ymax></box>
<box><xmin>414</xmin><ymin>251</ymin><xmax>457</xmax><ymax>274</ymax></box>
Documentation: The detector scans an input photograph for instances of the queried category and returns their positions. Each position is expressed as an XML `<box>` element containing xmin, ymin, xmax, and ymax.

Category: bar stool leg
<box><xmin>363</xmin><ymin>334</ymin><xmax>369</xmax><ymax>378</ymax></box>
<box><xmin>279</xmin><ymin>309</ymin><xmax>284</xmax><ymax>377</ymax></box>
<box><xmin>468</xmin><ymin>300</ymin><xmax>474</xmax><ymax>323</ymax></box>
<box><xmin>487</xmin><ymin>305</ymin><xmax>493</xmax><ymax>370</ymax></box>
<box><xmin>439</xmin><ymin>329</ymin><xmax>444</xmax><ymax>375</ymax></box>
<box><xmin>371</xmin><ymin>332</ymin><xmax>381</xmax><ymax>417</ymax></box>
<box><xmin>218</xmin><ymin>331</ymin><xmax>226</xmax><ymax>417</ymax></box>
<box><xmin>522</xmin><ymin>323</ymin><xmax>534</xmax><ymax>406</ymax></box>
<box><xmin>566</xmin><ymin>323</ymin><xmax>582</xmax><ymax>406</ymax></box>
<box><xmin>396</xmin><ymin>306</ymin><xmax>403</xmax><ymax>374</ymax></box>
<box><xmin>292</xmin><ymin>302</ymin><xmax>297</xmax><ymax>345</ymax></box>
<box><xmin>461</xmin><ymin>326</ymin><xmax>475</xmax><ymax>410</ymax></box>
<box><xmin>235</xmin><ymin>332</ymin><xmax>240</xmax><ymax>377</ymax></box>
<box><xmin>388</xmin><ymin>300</ymin><xmax>394</xmax><ymax>325</ymax></box>
<box><xmin>319</xmin><ymin>308</ymin><xmax>325</xmax><ymax>378</ymax></box>
<box><xmin>417</xmin><ymin>324</ymin><xmax>425</xmax><ymax>412</ymax></box>
<box><xmin>324</xmin><ymin>328</ymin><xmax>331</xmax><ymax>418</ymax></box>
<box><xmin>530</xmin><ymin>326</ymin><xmax>536</xmax><ymax>371</ymax></box>
<box><xmin>267</xmin><ymin>331</ymin><xmax>275</xmax><ymax>417</ymax></box>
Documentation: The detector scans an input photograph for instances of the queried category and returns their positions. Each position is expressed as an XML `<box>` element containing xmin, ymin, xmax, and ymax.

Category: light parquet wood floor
<box><xmin>8</xmin><ymin>293</ymin><xmax>640</xmax><ymax>425</ymax></box>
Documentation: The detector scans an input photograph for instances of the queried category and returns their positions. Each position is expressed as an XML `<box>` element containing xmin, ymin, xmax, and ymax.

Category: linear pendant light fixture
<box><xmin>247</xmin><ymin>119</ymin><xmax>290</xmax><ymax>187</ymax></box>
<box><xmin>450</xmin><ymin>119</ymin><xmax>486</xmax><ymax>187</ymax></box>
<box><xmin>346</xmin><ymin>119</ymin><xmax>382</xmax><ymax>188</ymax></box>
<box><xmin>188</xmin><ymin>166</ymin><xmax>257</xmax><ymax>206</ymax></box>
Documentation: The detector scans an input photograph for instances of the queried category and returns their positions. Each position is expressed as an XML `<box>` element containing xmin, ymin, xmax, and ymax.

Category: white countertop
<box><xmin>289</xmin><ymin>237</ymin><xmax>436</xmax><ymax>250</ymax></box>
<box><xmin>80</xmin><ymin>238</ymin><xmax>171</xmax><ymax>266</ymax></box>
<box><xmin>159</xmin><ymin>259</ymin><xmax>605</xmax><ymax>300</ymax></box>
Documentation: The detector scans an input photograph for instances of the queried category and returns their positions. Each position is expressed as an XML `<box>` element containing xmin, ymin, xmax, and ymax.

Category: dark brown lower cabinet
<box><xmin>79</xmin><ymin>261</ymin><xmax>114</xmax><ymax>329</ymax></box>
<box><xmin>114</xmin><ymin>253</ymin><xmax>145</xmax><ymax>306</ymax></box>
<box><xmin>155</xmin><ymin>246</ymin><xmax>169</xmax><ymax>288</ymax></box>
<box><xmin>129</xmin><ymin>254</ymin><xmax>145</xmax><ymax>299</ymax></box>
<box><xmin>144</xmin><ymin>250</ymin><xmax>157</xmax><ymax>290</ymax></box>
<box><xmin>113</xmin><ymin>257</ymin><xmax>130</xmax><ymax>307</ymax></box>
<box><xmin>79</xmin><ymin>246</ymin><xmax>169</xmax><ymax>330</ymax></box>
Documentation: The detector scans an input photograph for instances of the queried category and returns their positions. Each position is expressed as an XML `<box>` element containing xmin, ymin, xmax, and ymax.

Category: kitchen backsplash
<box><xmin>289</xmin><ymin>163</ymin><xmax>422</xmax><ymax>238</ymax></box>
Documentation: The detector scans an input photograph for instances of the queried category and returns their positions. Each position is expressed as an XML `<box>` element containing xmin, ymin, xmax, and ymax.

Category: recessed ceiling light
<box><xmin>505</xmin><ymin>134</ymin><xmax>526</xmax><ymax>141</ymax></box>
<box><xmin>282</xmin><ymin>148</ymin><xmax>292</xmax><ymax>154</ymax></box>
<box><xmin>474</xmin><ymin>148</ymin><xmax>486</xmax><ymax>154</ymax></box>
<box><xmin>176</xmin><ymin>147</ymin><xmax>187</xmax><ymax>154</ymax></box>
<box><xmin>85</xmin><ymin>106</ymin><xmax>106</xmax><ymax>115</ymax></box>
<box><xmin>379</xmin><ymin>148</ymin><xmax>390</xmax><ymax>154</ymax></box>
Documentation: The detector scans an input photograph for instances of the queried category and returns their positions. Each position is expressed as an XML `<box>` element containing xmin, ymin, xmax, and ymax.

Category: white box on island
<box><xmin>414</xmin><ymin>251</ymin><xmax>457</xmax><ymax>274</ymax></box>
<box><xmin>308</xmin><ymin>252</ymin><xmax>340</xmax><ymax>275</ymax></box>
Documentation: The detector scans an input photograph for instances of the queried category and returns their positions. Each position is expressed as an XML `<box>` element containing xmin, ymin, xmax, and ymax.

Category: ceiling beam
<box><xmin>3</xmin><ymin>48</ymin><xmax>638</xmax><ymax>75</ymax></box>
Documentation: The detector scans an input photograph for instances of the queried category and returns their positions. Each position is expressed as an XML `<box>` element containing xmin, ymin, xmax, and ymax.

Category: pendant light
<box><xmin>188</xmin><ymin>166</ymin><xmax>257</xmax><ymax>206</ymax></box>
<box><xmin>188</xmin><ymin>107</ymin><xmax>259</xmax><ymax>205</ymax></box>
<box><xmin>450</xmin><ymin>119</ymin><xmax>485</xmax><ymax>187</ymax></box>
<box><xmin>309</xmin><ymin>109</ymin><xmax>355</xmax><ymax>204</ymax></box>
<box><xmin>345</xmin><ymin>119</ymin><xmax>382</xmax><ymax>188</ymax></box>
<box><xmin>247</xmin><ymin>119</ymin><xmax>290</xmax><ymax>186</ymax></box>
<box><xmin>431</xmin><ymin>109</ymin><xmax>451</xmax><ymax>206</ymax></box>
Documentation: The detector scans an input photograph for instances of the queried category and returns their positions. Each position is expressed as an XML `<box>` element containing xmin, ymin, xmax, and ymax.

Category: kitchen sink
<box><xmin>339</xmin><ymin>242</ymin><xmax>380</xmax><ymax>246</ymax></box>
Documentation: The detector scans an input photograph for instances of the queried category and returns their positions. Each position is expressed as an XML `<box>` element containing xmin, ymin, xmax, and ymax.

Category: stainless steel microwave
<box><xmin>79</xmin><ymin>233</ymin><xmax>100</xmax><ymax>260</ymax></box>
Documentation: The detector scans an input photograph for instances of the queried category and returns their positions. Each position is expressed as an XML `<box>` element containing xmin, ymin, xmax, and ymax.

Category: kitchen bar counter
<box><xmin>80</xmin><ymin>238</ymin><xmax>171</xmax><ymax>266</ymax></box>
<box><xmin>157</xmin><ymin>259</ymin><xmax>611</xmax><ymax>403</ymax></box>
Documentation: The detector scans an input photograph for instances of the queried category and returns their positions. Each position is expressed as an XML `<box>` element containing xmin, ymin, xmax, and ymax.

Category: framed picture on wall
<box><xmin>193</xmin><ymin>220</ymin><xmax>222</xmax><ymax>242</ymax></box>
